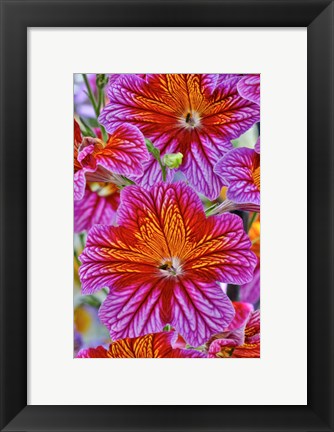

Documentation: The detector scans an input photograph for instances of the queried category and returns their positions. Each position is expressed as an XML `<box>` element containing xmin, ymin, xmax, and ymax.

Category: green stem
<box><xmin>82</xmin><ymin>74</ymin><xmax>108</xmax><ymax>142</ymax></box>
<box><xmin>159</xmin><ymin>161</ymin><xmax>167</xmax><ymax>182</ymax></box>
<box><xmin>79</xmin><ymin>233</ymin><xmax>86</xmax><ymax>250</ymax></box>
<box><xmin>248</xmin><ymin>211</ymin><xmax>258</xmax><ymax>232</ymax></box>
<box><xmin>82</xmin><ymin>74</ymin><xmax>98</xmax><ymax>116</ymax></box>
<box><xmin>79</xmin><ymin>117</ymin><xmax>96</xmax><ymax>137</ymax></box>
<box><xmin>74</xmin><ymin>250</ymin><xmax>81</xmax><ymax>267</ymax></box>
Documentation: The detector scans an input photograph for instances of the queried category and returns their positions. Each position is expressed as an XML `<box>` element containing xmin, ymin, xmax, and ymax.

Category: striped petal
<box><xmin>99</xmin><ymin>74</ymin><xmax>260</xmax><ymax>199</ymax></box>
<box><xmin>77</xmin><ymin>332</ymin><xmax>206</xmax><ymax>358</ymax></box>
<box><xmin>237</xmin><ymin>74</ymin><xmax>260</xmax><ymax>105</ymax></box>
<box><xmin>74</xmin><ymin>187</ymin><xmax>120</xmax><ymax>233</ymax></box>
<box><xmin>94</xmin><ymin>123</ymin><xmax>148</xmax><ymax>177</ymax></box>
<box><xmin>232</xmin><ymin>310</ymin><xmax>260</xmax><ymax>358</ymax></box>
<box><xmin>239</xmin><ymin>261</ymin><xmax>260</xmax><ymax>305</ymax></box>
<box><xmin>79</xmin><ymin>182</ymin><xmax>256</xmax><ymax>345</ymax></box>
<box><xmin>215</xmin><ymin>147</ymin><xmax>260</xmax><ymax>205</ymax></box>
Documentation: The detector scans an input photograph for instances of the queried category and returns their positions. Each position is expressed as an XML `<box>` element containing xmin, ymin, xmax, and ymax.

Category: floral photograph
<box><xmin>74</xmin><ymin>73</ymin><xmax>260</xmax><ymax>359</ymax></box>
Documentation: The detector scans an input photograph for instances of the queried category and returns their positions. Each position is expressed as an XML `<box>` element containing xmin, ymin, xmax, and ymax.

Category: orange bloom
<box><xmin>76</xmin><ymin>332</ymin><xmax>205</xmax><ymax>358</ymax></box>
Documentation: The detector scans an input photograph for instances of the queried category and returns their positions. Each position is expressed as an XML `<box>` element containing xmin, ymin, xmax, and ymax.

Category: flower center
<box><xmin>89</xmin><ymin>182</ymin><xmax>118</xmax><ymax>197</ymax></box>
<box><xmin>217</xmin><ymin>347</ymin><xmax>235</xmax><ymax>358</ymax></box>
<box><xmin>158</xmin><ymin>257</ymin><xmax>183</xmax><ymax>277</ymax></box>
<box><xmin>182</xmin><ymin>111</ymin><xmax>201</xmax><ymax>129</ymax></box>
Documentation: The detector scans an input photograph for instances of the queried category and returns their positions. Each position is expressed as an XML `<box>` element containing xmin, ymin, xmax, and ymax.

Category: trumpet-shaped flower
<box><xmin>98</xmin><ymin>74</ymin><xmax>260</xmax><ymax>199</ymax></box>
<box><xmin>208</xmin><ymin>308</ymin><xmax>260</xmax><ymax>358</ymax></box>
<box><xmin>74</xmin><ymin>120</ymin><xmax>148</xmax><ymax>201</ymax></box>
<box><xmin>237</xmin><ymin>74</ymin><xmax>260</xmax><ymax>105</ymax></box>
<box><xmin>79</xmin><ymin>182</ymin><xmax>257</xmax><ymax>346</ymax></box>
<box><xmin>76</xmin><ymin>331</ymin><xmax>206</xmax><ymax>358</ymax></box>
<box><xmin>214</xmin><ymin>147</ymin><xmax>260</xmax><ymax>205</ymax></box>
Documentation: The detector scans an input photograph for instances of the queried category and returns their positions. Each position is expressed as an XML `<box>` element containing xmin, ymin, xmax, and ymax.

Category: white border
<box><xmin>28</xmin><ymin>28</ymin><xmax>307</xmax><ymax>405</ymax></box>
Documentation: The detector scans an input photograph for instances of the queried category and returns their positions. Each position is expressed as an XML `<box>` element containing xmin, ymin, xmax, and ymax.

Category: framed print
<box><xmin>0</xmin><ymin>0</ymin><xmax>333</xmax><ymax>431</ymax></box>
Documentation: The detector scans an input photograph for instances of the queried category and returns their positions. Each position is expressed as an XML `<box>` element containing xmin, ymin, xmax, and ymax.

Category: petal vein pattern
<box><xmin>77</xmin><ymin>332</ymin><xmax>206</xmax><ymax>358</ymax></box>
<box><xmin>99</xmin><ymin>74</ymin><xmax>260</xmax><ymax>199</ymax></box>
<box><xmin>79</xmin><ymin>182</ymin><xmax>256</xmax><ymax>345</ymax></box>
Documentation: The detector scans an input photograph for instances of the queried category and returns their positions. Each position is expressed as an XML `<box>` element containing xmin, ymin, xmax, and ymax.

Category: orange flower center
<box><xmin>182</xmin><ymin>111</ymin><xmax>201</xmax><ymax>129</ymax></box>
<box><xmin>216</xmin><ymin>347</ymin><xmax>235</xmax><ymax>358</ymax></box>
<box><xmin>89</xmin><ymin>182</ymin><xmax>118</xmax><ymax>197</ymax></box>
<box><xmin>158</xmin><ymin>257</ymin><xmax>183</xmax><ymax>277</ymax></box>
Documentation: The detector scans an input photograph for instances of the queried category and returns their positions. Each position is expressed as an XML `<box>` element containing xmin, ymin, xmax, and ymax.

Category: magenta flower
<box><xmin>74</xmin><ymin>121</ymin><xmax>148</xmax><ymax>201</ymax></box>
<box><xmin>214</xmin><ymin>147</ymin><xmax>260</xmax><ymax>205</ymax></box>
<box><xmin>79</xmin><ymin>182</ymin><xmax>257</xmax><ymax>346</ymax></box>
<box><xmin>255</xmin><ymin>136</ymin><xmax>260</xmax><ymax>154</ymax></box>
<box><xmin>237</xmin><ymin>74</ymin><xmax>260</xmax><ymax>105</ymax></box>
<box><xmin>98</xmin><ymin>74</ymin><xmax>260</xmax><ymax>199</ymax></box>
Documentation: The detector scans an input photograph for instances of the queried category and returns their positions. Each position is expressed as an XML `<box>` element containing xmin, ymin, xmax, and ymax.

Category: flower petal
<box><xmin>237</xmin><ymin>74</ymin><xmax>260</xmax><ymax>105</ymax></box>
<box><xmin>232</xmin><ymin>310</ymin><xmax>260</xmax><ymax>358</ymax></box>
<box><xmin>98</xmin><ymin>276</ymin><xmax>167</xmax><ymax>340</ymax></box>
<box><xmin>74</xmin><ymin>188</ymin><xmax>119</xmax><ymax>233</ymax></box>
<box><xmin>79</xmin><ymin>183</ymin><xmax>256</xmax><ymax>343</ymax></box>
<box><xmin>227</xmin><ymin>301</ymin><xmax>254</xmax><ymax>331</ymax></box>
<box><xmin>77</xmin><ymin>346</ymin><xmax>110</xmax><ymax>358</ymax></box>
<box><xmin>215</xmin><ymin>147</ymin><xmax>260</xmax><ymax>205</ymax></box>
<box><xmin>74</xmin><ymin>170</ymin><xmax>86</xmax><ymax>201</ymax></box>
<box><xmin>239</xmin><ymin>261</ymin><xmax>260</xmax><ymax>305</ymax></box>
<box><xmin>116</xmin><ymin>182</ymin><xmax>205</xmax><ymax>239</ymax></box>
<box><xmin>99</xmin><ymin>74</ymin><xmax>260</xmax><ymax>198</ymax></box>
<box><xmin>184</xmin><ymin>213</ymin><xmax>257</xmax><ymax>285</ymax></box>
<box><xmin>95</xmin><ymin>123</ymin><xmax>148</xmax><ymax>177</ymax></box>
<box><xmin>170</xmin><ymin>279</ymin><xmax>235</xmax><ymax>346</ymax></box>
<box><xmin>76</xmin><ymin>332</ymin><xmax>206</xmax><ymax>358</ymax></box>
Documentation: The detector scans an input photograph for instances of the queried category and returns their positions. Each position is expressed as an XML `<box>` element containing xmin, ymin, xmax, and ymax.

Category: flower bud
<box><xmin>163</xmin><ymin>152</ymin><xmax>183</xmax><ymax>169</ymax></box>
<box><xmin>96</xmin><ymin>74</ymin><xmax>108</xmax><ymax>89</ymax></box>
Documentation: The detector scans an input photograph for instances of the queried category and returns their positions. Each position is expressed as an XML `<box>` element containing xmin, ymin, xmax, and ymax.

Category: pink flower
<box><xmin>79</xmin><ymin>182</ymin><xmax>257</xmax><ymax>346</ymax></box>
<box><xmin>99</xmin><ymin>74</ymin><xmax>260</xmax><ymax>199</ymax></box>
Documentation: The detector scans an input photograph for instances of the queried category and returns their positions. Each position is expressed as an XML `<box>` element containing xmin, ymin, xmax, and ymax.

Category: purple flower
<box><xmin>78</xmin><ymin>182</ymin><xmax>257</xmax><ymax>346</ymax></box>
<box><xmin>98</xmin><ymin>74</ymin><xmax>260</xmax><ymax>200</ymax></box>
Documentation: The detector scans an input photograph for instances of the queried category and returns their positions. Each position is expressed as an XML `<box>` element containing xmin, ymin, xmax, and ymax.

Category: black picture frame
<box><xmin>1</xmin><ymin>0</ymin><xmax>333</xmax><ymax>431</ymax></box>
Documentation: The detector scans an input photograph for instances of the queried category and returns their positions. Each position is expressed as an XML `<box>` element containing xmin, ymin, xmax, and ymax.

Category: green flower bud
<box><xmin>163</xmin><ymin>152</ymin><xmax>183</xmax><ymax>169</ymax></box>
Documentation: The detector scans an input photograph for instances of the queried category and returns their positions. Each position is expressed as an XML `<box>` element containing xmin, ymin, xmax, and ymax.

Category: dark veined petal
<box><xmin>215</xmin><ymin>147</ymin><xmax>260</xmax><ymax>205</ymax></box>
<box><xmin>99</xmin><ymin>74</ymin><xmax>260</xmax><ymax>199</ymax></box>
<box><xmin>76</xmin><ymin>332</ymin><xmax>206</xmax><ymax>358</ymax></box>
